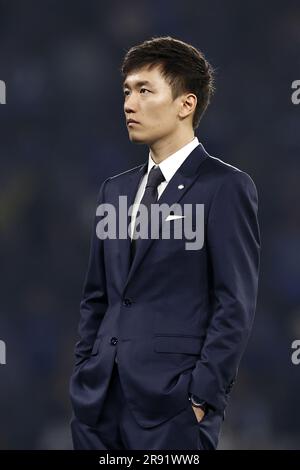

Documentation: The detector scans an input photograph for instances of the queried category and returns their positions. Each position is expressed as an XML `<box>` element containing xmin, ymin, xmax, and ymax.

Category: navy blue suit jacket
<box><xmin>69</xmin><ymin>142</ymin><xmax>260</xmax><ymax>428</ymax></box>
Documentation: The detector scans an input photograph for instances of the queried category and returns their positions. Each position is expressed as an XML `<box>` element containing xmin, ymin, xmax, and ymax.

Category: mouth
<box><xmin>127</xmin><ymin>120</ymin><xmax>140</xmax><ymax>126</ymax></box>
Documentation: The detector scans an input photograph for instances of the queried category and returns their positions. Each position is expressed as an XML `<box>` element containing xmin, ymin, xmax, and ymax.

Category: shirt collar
<box><xmin>147</xmin><ymin>136</ymin><xmax>200</xmax><ymax>183</ymax></box>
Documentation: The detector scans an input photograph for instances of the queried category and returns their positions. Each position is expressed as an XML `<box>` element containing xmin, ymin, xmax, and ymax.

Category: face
<box><xmin>123</xmin><ymin>65</ymin><xmax>183</xmax><ymax>145</ymax></box>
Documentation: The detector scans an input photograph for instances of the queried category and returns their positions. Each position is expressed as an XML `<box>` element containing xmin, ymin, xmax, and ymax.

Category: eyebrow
<box><xmin>123</xmin><ymin>80</ymin><xmax>152</xmax><ymax>89</ymax></box>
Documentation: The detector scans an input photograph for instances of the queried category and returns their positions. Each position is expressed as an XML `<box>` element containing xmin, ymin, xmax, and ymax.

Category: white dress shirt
<box><xmin>129</xmin><ymin>136</ymin><xmax>200</xmax><ymax>240</ymax></box>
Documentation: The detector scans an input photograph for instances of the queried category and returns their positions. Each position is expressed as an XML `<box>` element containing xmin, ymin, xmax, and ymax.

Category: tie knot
<box><xmin>146</xmin><ymin>165</ymin><xmax>165</xmax><ymax>189</ymax></box>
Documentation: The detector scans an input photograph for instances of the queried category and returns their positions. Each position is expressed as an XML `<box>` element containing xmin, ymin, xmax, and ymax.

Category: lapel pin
<box><xmin>178</xmin><ymin>184</ymin><xmax>184</xmax><ymax>190</ymax></box>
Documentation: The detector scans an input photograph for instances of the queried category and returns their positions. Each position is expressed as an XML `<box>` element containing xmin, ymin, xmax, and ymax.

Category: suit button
<box><xmin>110</xmin><ymin>337</ymin><xmax>118</xmax><ymax>345</ymax></box>
<box><xmin>123</xmin><ymin>298</ymin><xmax>132</xmax><ymax>306</ymax></box>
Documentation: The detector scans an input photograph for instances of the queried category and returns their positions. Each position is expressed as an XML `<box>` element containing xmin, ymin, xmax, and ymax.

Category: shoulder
<box><xmin>202</xmin><ymin>155</ymin><xmax>259</xmax><ymax>220</ymax></box>
<box><xmin>95</xmin><ymin>163</ymin><xmax>145</xmax><ymax>199</ymax></box>
<box><xmin>108</xmin><ymin>163</ymin><xmax>145</xmax><ymax>184</ymax></box>
<box><xmin>202</xmin><ymin>150</ymin><xmax>258</xmax><ymax>195</ymax></box>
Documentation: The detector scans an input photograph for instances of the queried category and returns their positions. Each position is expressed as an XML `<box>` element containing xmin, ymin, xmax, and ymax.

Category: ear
<box><xmin>178</xmin><ymin>93</ymin><xmax>197</xmax><ymax>120</ymax></box>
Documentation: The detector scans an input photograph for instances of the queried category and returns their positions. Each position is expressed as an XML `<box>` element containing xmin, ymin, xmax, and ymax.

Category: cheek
<box><xmin>147</xmin><ymin>104</ymin><xmax>175</xmax><ymax>128</ymax></box>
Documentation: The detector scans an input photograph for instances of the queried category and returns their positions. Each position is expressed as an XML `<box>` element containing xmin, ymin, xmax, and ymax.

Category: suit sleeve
<box><xmin>188</xmin><ymin>171</ymin><xmax>261</xmax><ymax>413</ymax></box>
<box><xmin>73</xmin><ymin>177</ymin><xmax>110</xmax><ymax>366</ymax></box>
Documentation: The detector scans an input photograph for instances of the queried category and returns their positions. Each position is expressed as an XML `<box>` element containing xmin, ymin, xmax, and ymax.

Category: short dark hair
<box><xmin>121</xmin><ymin>36</ymin><xmax>215</xmax><ymax>130</ymax></box>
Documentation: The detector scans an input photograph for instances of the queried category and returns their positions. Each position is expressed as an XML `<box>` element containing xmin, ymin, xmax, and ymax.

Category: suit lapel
<box><xmin>116</xmin><ymin>162</ymin><xmax>147</xmax><ymax>289</ymax></box>
<box><xmin>120</xmin><ymin>143</ymin><xmax>209</xmax><ymax>294</ymax></box>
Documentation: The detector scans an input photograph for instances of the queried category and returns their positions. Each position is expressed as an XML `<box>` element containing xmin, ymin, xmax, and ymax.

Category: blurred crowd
<box><xmin>0</xmin><ymin>0</ymin><xmax>300</xmax><ymax>449</ymax></box>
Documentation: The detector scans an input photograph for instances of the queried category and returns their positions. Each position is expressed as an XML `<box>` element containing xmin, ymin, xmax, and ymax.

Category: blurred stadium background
<box><xmin>0</xmin><ymin>0</ymin><xmax>300</xmax><ymax>449</ymax></box>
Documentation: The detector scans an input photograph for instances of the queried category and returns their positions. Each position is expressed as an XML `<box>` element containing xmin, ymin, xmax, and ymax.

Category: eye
<box><xmin>140</xmin><ymin>88</ymin><xmax>150</xmax><ymax>94</ymax></box>
<box><xmin>123</xmin><ymin>89</ymin><xmax>130</xmax><ymax>97</ymax></box>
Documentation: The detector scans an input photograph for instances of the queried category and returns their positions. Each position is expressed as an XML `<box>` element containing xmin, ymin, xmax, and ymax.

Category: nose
<box><xmin>124</xmin><ymin>92</ymin><xmax>138</xmax><ymax>115</ymax></box>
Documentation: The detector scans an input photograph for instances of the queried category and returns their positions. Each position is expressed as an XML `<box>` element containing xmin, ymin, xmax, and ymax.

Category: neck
<box><xmin>149</xmin><ymin>131</ymin><xmax>195</xmax><ymax>164</ymax></box>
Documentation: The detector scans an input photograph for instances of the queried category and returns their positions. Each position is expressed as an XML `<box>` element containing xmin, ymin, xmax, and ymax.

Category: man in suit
<box><xmin>69</xmin><ymin>36</ymin><xmax>260</xmax><ymax>450</ymax></box>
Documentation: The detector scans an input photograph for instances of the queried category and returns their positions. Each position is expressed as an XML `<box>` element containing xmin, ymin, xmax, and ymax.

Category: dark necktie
<box><xmin>130</xmin><ymin>165</ymin><xmax>165</xmax><ymax>261</ymax></box>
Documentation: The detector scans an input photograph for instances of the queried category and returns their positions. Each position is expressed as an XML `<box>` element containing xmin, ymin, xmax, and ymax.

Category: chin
<box><xmin>129</xmin><ymin>133</ymin><xmax>147</xmax><ymax>144</ymax></box>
